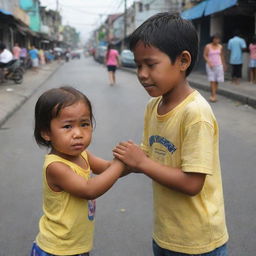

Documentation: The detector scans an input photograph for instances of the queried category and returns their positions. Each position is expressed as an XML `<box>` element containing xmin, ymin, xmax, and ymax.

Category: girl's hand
<box><xmin>113</xmin><ymin>140</ymin><xmax>147</xmax><ymax>169</ymax></box>
<box><xmin>223</xmin><ymin>63</ymin><xmax>227</xmax><ymax>72</ymax></box>
<box><xmin>207</xmin><ymin>61</ymin><xmax>213</xmax><ymax>68</ymax></box>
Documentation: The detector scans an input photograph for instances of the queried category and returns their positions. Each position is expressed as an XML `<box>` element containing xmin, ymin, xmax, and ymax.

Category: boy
<box><xmin>113</xmin><ymin>13</ymin><xmax>229</xmax><ymax>255</ymax></box>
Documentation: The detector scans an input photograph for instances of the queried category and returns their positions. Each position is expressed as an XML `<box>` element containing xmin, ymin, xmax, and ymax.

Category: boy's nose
<box><xmin>138</xmin><ymin>70</ymin><xmax>149</xmax><ymax>83</ymax></box>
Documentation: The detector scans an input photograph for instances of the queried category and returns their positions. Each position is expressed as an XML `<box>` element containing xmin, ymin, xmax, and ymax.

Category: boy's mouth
<box><xmin>142</xmin><ymin>83</ymin><xmax>155</xmax><ymax>88</ymax></box>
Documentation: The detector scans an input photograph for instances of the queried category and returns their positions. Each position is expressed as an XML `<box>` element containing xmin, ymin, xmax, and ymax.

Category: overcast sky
<box><xmin>40</xmin><ymin>0</ymin><xmax>135</xmax><ymax>43</ymax></box>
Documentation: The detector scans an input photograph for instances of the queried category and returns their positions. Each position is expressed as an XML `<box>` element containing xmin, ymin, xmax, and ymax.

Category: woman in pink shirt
<box><xmin>249</xmin><ymin>35</ymin><xmax>256</xmax><ymax>83</ymax></box>
<box><xmin>12</xmin><ymin>43</ymin><xmax>21</xmax><ymax>60</ymax></box>
<box><xmin>105</xmin><ymin>44</ymin><xmax>119</xmax><ymax>85</ymax></box>
<box><xmin>204</xmin><ymin>34</ymin><xmax>226</xmax><ymax>102</ymax></box>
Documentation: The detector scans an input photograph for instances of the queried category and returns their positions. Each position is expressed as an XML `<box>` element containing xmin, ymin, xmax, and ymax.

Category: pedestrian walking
<box><xmin>113</xmin><ymin>12</ymin><xmax>229</xmax><ymax>256</ymax></box>
<box><xmin>20</xmin><ymin>46</ymin><xmax>28</xmax><ymax>69</ymax></box>
<box><xmin>12</xmin><ymin>43</ymin><xmax>21</xmax><ymax>60</ymax></box>
<box><xmin>249</xmin><ymin>35</ymin><xmax>256</xmax><ymax>84</ymax></box>
<box><xmin>0</xmin><ymin>42</ymin><xmax>13</xmax><ymax>82</ymax></box>
<box><xmin>38</xmin><ymin>48</ymin><xmax>46</xmax><ymax>65</ymax></box>
<box><xmin>30</xmin><ymin>87</ymin><xmax>124</xmax><ymax>256</ymax></box>
<box><xmin>203</xmin><ymin>34</ymin><xmax>226</xmax><ymax>102</ymax></box>
<box><xmin>227</xmin><ymin>30</ymin><xmax>247</xmax><ymax>84</ymax></box>
<box><xmin>105</xmin><ymin>44</ymin><xmax>119</xmax><ymax>85</ymax></box>
<box><xmin>28</xmin><ymin>45</ymin><xmax>39</xmax><ymax>72</ymax></box>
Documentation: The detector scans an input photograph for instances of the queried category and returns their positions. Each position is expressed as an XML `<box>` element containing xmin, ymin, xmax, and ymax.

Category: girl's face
<box><xmin>213</xmin><ymin>37</ymin><xmax>220</xmax><ymax>44</ymax></box>
<box><xmin>42</xmin><ymin>101</ymin><xmax>93</xmax><ymax>159</ymax></box>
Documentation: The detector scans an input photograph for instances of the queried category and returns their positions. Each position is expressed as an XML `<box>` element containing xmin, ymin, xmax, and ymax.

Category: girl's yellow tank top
<box><xmin>36</xmin><ymin>151</ymin><xmax>95</xmax><ymax>255</ymax></box>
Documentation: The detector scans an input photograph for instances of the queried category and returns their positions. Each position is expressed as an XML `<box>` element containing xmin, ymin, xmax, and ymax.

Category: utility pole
<box><xmin>123</xmin><ymin>0</ymin><xmax>127</xmax><ymax>50</ymax></box>
<box><xmin>56</xmin><ymin>0</ymin><xmax>59</xmax><ymax>44</ymax></box>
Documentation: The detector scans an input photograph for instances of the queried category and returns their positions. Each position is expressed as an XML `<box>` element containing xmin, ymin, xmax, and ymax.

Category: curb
<box><xmin>0</xmin><ymin>63</ymin><xmax>63</xmax><ymax>127</ymax></box>
<box><xmin>120</xmin><ymin>67</ymin><xmax>256</xmax><ymax>108</ymax></box>
<box><xmin>188</xmin><ymin>80</ymin><xmax>256</xmax><ymax>108</ymax></box>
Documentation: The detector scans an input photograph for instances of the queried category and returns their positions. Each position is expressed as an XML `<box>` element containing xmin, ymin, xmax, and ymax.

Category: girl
<box><xmin>249</xmin><ymin>35</ymin><xmax>256</xmax><ymax>83</ymax></box>
<box><xmin>31</xmin><ymin>86</ymin><xmax>124</xmax><ymax>256</ymax></box>
<box><xmin>105</xmin><ymin>44</ymin><xmax>119</xmax><ymax>86</ymax></box>
<box><xmin>203</xmin><ymin>34</ymin><xmax>226</xmax><ymax>102</ymax></box>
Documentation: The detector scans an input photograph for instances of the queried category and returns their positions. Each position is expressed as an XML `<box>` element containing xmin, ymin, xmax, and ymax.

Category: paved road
<box><xmin>0</xmin><ymin>57</ymin><xmax>255</xmax><ymax>256</ymax></box>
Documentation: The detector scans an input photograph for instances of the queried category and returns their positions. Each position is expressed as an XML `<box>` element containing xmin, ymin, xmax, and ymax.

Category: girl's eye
<box><xmin>81</xmin><ymin>122</ymin><xmax>91</xmax><ymax>127</ymax></box>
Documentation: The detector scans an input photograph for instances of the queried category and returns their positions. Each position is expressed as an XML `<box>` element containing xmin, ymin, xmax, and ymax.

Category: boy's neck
<box><xmin>158</xmin><ymin>79</ymin><xmax>194</xmax><ymax>115</ymax></box>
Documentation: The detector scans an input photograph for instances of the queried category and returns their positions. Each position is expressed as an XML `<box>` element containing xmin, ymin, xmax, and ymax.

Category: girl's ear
<box><xmin>179</xmin><ymin>50</ymin><xmax>191</xmax><ymax>72</ymax></box>
<box><xmin>41</xmin><ymin>130</ymin><xmax>51</xmax><ymax>142</ymax></box>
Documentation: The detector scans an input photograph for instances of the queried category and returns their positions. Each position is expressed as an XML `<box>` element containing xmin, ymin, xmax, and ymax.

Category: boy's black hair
<box><xmin>251</xmin><ymin>35</ymin><xmax>256</xmax><ymax>44</ymax></box>
<box><xmin>129</xmin><ymin>12</ymin><xmax>198</xmax><ymax>76</ymax></box>
<box><xmin>0</xmin><ymin>42</ymin><xmax>6</xmax><ymax>51</ymax></box>
<box><xmin>34</xmin><ymin>86</ymin><xmax>95</xmax><ymax>148</ymax></box>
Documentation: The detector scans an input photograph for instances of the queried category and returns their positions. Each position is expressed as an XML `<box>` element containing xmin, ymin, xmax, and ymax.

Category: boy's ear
<box><xmin>179</xmin><ymin>51</ymin><xmax>191</xmax><ymax>71</ymax></box>
<box><xmin>41</xmin><ymin>130</ymin><xmax>51</xmax><ymax>142</ymax></box>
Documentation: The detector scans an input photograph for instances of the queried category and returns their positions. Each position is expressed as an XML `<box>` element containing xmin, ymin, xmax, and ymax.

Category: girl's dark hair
<box><xmin>129</xmin><ymin>12</ymin><xmax>198</xmax><ymax>76</ymax></box>
<box><xmin>34</xmin><ymin>86</ymin><xmax>95</xmax><ymax>148</ymax></box>
<box><xmin>211</xmin><ymin>33</ymin><xmax>221</xmax><ymax>42</ymax></box>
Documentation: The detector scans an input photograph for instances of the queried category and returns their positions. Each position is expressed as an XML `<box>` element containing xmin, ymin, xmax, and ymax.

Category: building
<box><xmin>181</xmin><ymin>0</ymin><xmax>256</xmax><ymax>77</ymax></box>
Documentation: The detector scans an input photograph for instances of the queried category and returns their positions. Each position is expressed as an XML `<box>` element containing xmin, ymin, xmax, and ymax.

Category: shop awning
<box><xmin>0</xmin><ymin>9</ymin><xmax>12</xmax><ymax>16</ymax></box>
<box><xmin>181</xmin><ymin>1</ymin><xmax>207</xmax><ymax>20</ymax></box>
<box><xmin>181</xmin><ymin>0</ymin><xmax>238</xmax><ymax>20</ymax></box>
<box><xmin>205</xmin><ymin>0</ymin><xmax>238</xmax><ymax>16</ymax></box>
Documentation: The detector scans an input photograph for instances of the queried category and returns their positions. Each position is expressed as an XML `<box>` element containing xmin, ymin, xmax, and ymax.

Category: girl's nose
<box><xmin>73</xmin><ymin>127</ymin><xmax>83</xmax><ymax>138</ymax></box>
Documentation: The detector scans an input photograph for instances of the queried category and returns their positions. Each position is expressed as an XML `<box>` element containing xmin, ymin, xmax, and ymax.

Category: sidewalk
<box><xmin>122</xmin><ymin>67</ymin><xmax>256</xmax><ymax>108</ymax></box>
<box><xmin>0</xmin><ymin>61</ymin><xmax>62</xmax><ymax>127</ymax></box>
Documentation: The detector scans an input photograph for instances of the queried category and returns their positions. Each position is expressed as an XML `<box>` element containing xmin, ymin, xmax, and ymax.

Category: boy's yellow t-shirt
<box><xmin>141</xmin><ymin>91</ymin><xmax>228</xmax><ymax>254</ymax></box>
<box><xmin>36</xmin><ymin>151</ymin><xmax>95</xmax><ymax>255</ymax></box>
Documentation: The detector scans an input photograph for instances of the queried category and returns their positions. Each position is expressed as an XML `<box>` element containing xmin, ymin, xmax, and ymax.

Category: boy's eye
<box><xmin>148</xmin><ymin>63</ymin><xmax>156</xmax><ymax>68</ymax></box>
<box><xmin>63</xmin><ymin>124</ymin><xmax>72</xmax><ymax>129</ymax></box>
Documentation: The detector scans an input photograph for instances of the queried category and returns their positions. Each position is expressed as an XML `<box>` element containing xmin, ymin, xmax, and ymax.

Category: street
<box><xmin>0</xmin><ymin>57</ymin><xmax>256</xmax><ymax>256</ymax></box>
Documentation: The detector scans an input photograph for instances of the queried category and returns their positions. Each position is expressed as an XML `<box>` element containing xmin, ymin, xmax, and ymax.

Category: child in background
<box><xmin>249</xmin><ymin>35</ymin><xmax>256</xmax><ymax>83</ymax></box>
<box><xmin>31</xmin><ymin>86</ymin><xmax>124</xmax><ymax>256</ymax></box>
<box><xmin>105</xmin><ymin>44</ymin><xmax>119</xmax><ymax>86</ymax></box>
<box><xmin>113</xmin><ymin>12</ymin><xmax>229</xmax><ymax>256</ymax></box>
<box><xmin>203</xmin><ymin>34</ymin><xmax>226</xmax><ymax>102</ymax></box>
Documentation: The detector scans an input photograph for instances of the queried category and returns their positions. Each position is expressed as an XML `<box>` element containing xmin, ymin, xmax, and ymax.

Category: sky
<box><xmin>40</xmin><ymin>0</ymin><xmax>135</xmax><ymax>43</ymax></box>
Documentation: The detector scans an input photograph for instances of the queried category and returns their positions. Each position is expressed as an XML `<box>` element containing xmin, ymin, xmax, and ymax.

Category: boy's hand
<box><xmin>113</xmin><ymin>140</ymin><xmax>146</xmax><ymax>169</ymax></box>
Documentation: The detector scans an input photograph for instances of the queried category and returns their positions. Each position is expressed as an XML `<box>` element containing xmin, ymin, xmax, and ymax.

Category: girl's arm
<box><xmin>86</xmin><ymin>150</ymin><xmax>111</xmax><ymax>175</ymax></box>
<box><xmin>87</xmin><ymin>150</ymin><xmax>132</xmax><ymax>177</ymax></box>
<box><xmin>113</xmin><ymin>141</ymin><xmax>206</xmax><ymax>196</ymax></box>
<box><xmin>220</xmin><ymin>45</ymin><xmax>227</xmax><ymax>71</ymax></box>
<box><xmin>116</xmin><ymin>52</ymin><xmax>120</xmax><ymax>67</ymax></box>
<box><xmin>203</xmin><ymin>44</ymin><xmax>212</xmax><ymax>67</ymax></box>
<box><xmin>46</xmin><ymin>158</ymin><xmax>124</xmax><ymax>200</ymax></box>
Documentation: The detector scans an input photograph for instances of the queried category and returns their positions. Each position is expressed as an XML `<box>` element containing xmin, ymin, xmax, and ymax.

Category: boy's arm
<box><xmin>113</xmin><ymin>141</ymin><xmax>206</xmax><ymax>196</ymax></box>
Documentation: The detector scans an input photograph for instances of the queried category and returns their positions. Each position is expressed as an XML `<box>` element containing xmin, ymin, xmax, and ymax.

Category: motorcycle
<box><xmin>3</xmin><ymin>59</ymin><xmax>23</xmax><ymax>84</ymax></box>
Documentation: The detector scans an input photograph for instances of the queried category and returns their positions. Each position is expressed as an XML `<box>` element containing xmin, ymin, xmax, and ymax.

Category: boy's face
<box><xmin>133</xmin><ymin>41</ymin><xmax>184</xmax><ymax>98</ymax></box>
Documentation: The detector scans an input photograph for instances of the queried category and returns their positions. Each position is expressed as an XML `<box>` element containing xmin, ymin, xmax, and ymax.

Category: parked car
<box><xmin>120</xmin><ymin>49</ymin><xmax>136</xmax><ymax>68</ymax></box>
<box><xmin>71</xmin><ymin>49</ymin><xmax>83</xmax><ymax>59</ymax></box>
<box><xmin>94</xmin><ymin>45</ymin><xmax>107</xmax><ymax>64</ymax></box>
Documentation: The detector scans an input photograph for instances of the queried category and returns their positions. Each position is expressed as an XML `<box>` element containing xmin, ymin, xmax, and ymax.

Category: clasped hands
<box><xmin>113</xmin><ymin>140</ymin><xmax>146</xmax><ymax>173</ymax></box>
